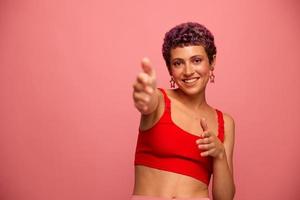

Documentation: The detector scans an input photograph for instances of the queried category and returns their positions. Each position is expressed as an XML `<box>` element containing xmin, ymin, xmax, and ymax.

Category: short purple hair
<box><xmin>162</xmin><ymin>22</ymin><xmax>217</xmax><ymax>72</ymax></box>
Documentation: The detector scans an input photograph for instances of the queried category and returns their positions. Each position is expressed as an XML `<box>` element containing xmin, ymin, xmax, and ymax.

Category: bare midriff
<box><xmin>132</xmin><ymin>165</ymin><xmax>209</xmax><ymax>199</ymax></box>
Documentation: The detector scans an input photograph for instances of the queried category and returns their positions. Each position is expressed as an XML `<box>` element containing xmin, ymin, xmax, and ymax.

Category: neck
<box><xmin>175</xmin><ymin>88</ymin><xmax>208</xmax><ymax>111</ymax></box>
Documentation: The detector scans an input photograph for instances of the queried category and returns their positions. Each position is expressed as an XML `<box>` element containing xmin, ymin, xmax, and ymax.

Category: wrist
<box><xmin>214</xmin><ymin>149</ymin><xmax>226</xmax><ymax>161</ymax></box>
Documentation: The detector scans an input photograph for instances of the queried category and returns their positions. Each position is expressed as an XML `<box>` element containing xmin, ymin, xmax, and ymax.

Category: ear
<box><xmin>210</xmin><ymin>55</ymin><xmax>216</xmax><ymax>70</ymax></box>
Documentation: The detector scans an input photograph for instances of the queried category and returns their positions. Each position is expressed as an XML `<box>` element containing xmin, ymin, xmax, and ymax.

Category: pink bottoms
<box><xmin>131</xmin><ymin>194</ymin><xmax>210</xmax><ymax>200</ymax></box>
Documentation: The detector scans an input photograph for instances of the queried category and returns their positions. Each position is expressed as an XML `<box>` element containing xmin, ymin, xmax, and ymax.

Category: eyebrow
<box><xmin>171</xmin><ymin>55</ymin><xmax>203</xmax><ymax>62</ymax></box>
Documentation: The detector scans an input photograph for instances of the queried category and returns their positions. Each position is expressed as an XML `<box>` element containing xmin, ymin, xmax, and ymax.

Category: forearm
<box><xmin>212</xmin><ymin>153</ymin><xmax>235</xmax><ymax>200</ymax></box>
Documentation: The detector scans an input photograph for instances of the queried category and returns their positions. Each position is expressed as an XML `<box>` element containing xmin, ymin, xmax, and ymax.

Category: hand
<box><xmin>196</xmin><ymin>118</ymin><xmax>225</xmax><ymax>159</ymax></box>
<box><xmin>132</xmin><ymin>57</ymin><xmax>157</xmax><ymax>112</ymax></box>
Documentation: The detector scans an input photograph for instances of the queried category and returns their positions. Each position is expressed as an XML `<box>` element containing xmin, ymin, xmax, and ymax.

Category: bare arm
<box><xmin>212</xmin><ymin>113</ymin><xmax>236</xmax><ymax>200</ymax></box>
<box><xmin>196</xmin><ymin>114</ymin><xmax>235</xmax><ymax>200</ymax></box>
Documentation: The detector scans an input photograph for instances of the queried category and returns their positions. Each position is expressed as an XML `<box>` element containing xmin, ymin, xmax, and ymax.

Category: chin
<box><xmin>178</xmin><ymin>85</ymin><xmax>206</xmax><ymax>95</ymax></box>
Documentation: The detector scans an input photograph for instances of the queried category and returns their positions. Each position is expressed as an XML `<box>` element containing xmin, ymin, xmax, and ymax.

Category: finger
<box><xmin>133</xmin><ymin>82</ymin><xmax>144</xmax><ymax>92</ymax></box>
<box><xmin>198</xmin><ymin>143</ymin><xmax>215</xmax><ymax>150</ymax></box>
<box><xmin>201</xmin><ymin>131</ymin><xmax>211</xmax><ymax>138</ymax></box>
<box><xmin>133</xmin><ymin>92</ymin><xmax>150</xmax><ymax>103</ymax></box>
<box><xmin>137</xmin><ymin>72</ymin><xmax>150</xmax><ymax>86</ymax></box>
<box><xmin>134</xmin><ymin>78</ymin><xmax>154</xmax><ymax>95</ymax></box>
<box><xmin>145</xmin><ymin>85</ymin><xmax>154</xmax><ymax>94</ymax></box>
<box><xmin>201</xmin><ymin>148</ymin><xmax>215</xmax><ymax>157</ymax></box>
<box><xmin>196</xmin><ymin>137</ymin><xmax>211</xmax><ymax>144</ymax></box>
<box><xmin>141</xmin><ymin>57</ymin><xmax>155</xmax><ymax>77</ymax></box>
<box><xmin>200</xmin><ymin>118</ymin><xmax>208</xmax><ymax>132</ymax></box>
<box><xmin>135</xmin><ymin>100</ymin><xmax>147</xmax><ymax>111</ymax></box>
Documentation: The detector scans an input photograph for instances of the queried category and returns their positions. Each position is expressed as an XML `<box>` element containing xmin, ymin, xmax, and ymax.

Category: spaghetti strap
<box><xmin>157</xmin><ymin>88</ymin><xmax>171</xmax><ymax>111</ymax></box>
<box><xmin>215</xmin><ymin>109</ymin><xmax>225</xmax><ymax>143</ymax></box>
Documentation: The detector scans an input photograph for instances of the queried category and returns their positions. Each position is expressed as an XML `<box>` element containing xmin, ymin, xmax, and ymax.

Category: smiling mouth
<box><xmin>182</xmin><ymin>77</ymin><xmax>200</xmax><ymax>83</ymax></box>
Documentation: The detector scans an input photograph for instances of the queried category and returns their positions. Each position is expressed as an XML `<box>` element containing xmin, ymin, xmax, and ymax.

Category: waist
<box><xmin>135</xmin><ymin>153</ymin><xmax>212</xmax><ymax>185</ymax></box>
<box><xmin>133</xmin><ymin>165</ymin><xmax>209</xmax><ymax>199</ymax></box>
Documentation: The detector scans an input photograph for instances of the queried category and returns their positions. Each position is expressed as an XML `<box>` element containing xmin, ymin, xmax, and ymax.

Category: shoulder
<box><xmin>156</xmin><ymin>88</ymin><xmax>165</xmax><ymax>107</ymax></box>
<box><xmin>222</xmin><ymin>112</ymin><xmax>235</xmax><ymax>141</ymax></box>
<box><xmin>219</xmin><ymin>112</ymin><xmax>235</xmax><ymax>175</ymax></box>
<box><xmin>164</xmin><ymin>88</ymin><xmax>179</xmax><ymax>99</ymax></box>
<box><xmin>157</xmin><ymin>87</ymin><xmax>164</xmax><ymax>98</ymax></box>
<box><xmin>223</xmin><ymin>112</ymin><xmax>235</xmax><ymax>130</ymax></box>
<box><xmin>163</xmin><ymin>88</ymin><xmax>173</xmax><ymax>99</ymax></box>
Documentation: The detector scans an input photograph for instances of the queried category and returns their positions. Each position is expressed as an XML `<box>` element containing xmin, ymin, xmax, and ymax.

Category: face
<box><xmin>169</xmin><ymin>45</ymin><xmax>216</xmax><ymax>95</ymax></box>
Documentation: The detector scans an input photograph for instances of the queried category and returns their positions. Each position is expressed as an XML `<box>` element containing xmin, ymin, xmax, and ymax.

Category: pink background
<box><xmin>0</xmin><ymin>0</ymin><xmax>299</xmax><ymax>199</ymax></box>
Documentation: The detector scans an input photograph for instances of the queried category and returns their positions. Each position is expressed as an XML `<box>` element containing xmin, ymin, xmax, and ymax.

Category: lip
<box><xmin>181</xmin><ymin>77</ymin><xmax>200</xmax><ymax>86</ymax></box>
<box><xmin>182</xmin><ymin>77</ymin><xmax>200</xmax><ymax>82</ymax></box>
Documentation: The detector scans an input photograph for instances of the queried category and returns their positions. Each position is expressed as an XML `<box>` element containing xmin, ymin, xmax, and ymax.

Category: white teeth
<box><xmin>183</xmin><ymin>78</ymin><xmax>198</xmax><ymax>83</ymax></box>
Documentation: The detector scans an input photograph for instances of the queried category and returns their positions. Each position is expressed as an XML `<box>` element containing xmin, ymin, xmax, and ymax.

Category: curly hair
<box><xmin>162</xmin><ymin>22</ymin><xmax>217</xmax><ymax>72</ymax></box>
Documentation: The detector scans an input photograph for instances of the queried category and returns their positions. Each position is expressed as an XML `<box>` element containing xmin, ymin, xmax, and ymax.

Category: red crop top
<box><xmin>134</xmin><ymin>88</ymin><xmax>225</xmax><ymax>185</ymax></box>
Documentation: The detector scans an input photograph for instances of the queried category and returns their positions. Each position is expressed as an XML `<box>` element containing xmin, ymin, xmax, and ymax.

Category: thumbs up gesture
<box><xmin>196</xmin><ymin>118</ymin><xmax>225</xmax><ymax>159</ymax></box>
<box><xmin>132</xmin><ymin>57</ymin><xmax>158</xmax><ymax>114</ymax></box>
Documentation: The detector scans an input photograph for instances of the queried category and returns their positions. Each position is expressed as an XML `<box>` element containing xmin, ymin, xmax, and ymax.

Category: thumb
<box><xmin>141</xmin><ymin>57</ymin><xmax>155</xmax><ymax>77</ymax></box>
<box><xmin>200</xmin><ymin>118</ymin><xmax>208</xmax><ymax>132</ymax></box>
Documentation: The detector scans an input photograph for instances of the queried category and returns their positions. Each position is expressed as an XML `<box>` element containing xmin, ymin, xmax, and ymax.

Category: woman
<box><xmin>132</xmin><ymin>22</ymin><xmax>235</xmax><ymax>200</ymax></box>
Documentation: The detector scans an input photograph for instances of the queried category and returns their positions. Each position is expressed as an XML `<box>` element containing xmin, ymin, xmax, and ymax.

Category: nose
<box><xmin>183</xmin><ymin>63</ymin><xmax>195</xmax><ymax>76</ymax></box>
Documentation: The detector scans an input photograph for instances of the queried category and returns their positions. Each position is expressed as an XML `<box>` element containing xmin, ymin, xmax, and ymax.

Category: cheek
<box><xmin>195</xmin><ymin>65</ymin><xmax>210</xmax><ymax>75</ymax></box>
<box><xmin>170</xmin><ymin>68</ymin><xmax>181</xmax><ymax>77</ymax></box>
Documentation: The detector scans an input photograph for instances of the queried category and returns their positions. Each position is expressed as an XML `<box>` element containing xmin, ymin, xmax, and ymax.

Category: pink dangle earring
<box><xmin>170</xmin><ymin>77</ymin><xmax>176</xmax><ymax>88</ymax></box>
<box><xmin>210</xmin><ymin>72</ymin><xmax>215</xmax><ymax>83</ymax></box>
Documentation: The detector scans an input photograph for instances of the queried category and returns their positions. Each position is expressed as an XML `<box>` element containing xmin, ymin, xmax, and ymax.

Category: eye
<box><xmin>173</xmin><ymin>61</ymin><xmax>182</xmax><ymax>67</ymax></box>
<box><xmin>193</xmin><ymin>58</ymin><xmax>202</xmax><ymax>64</ymax></box>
